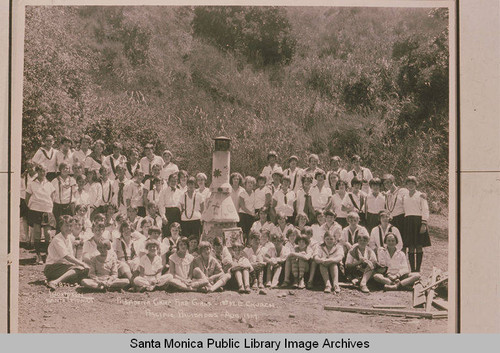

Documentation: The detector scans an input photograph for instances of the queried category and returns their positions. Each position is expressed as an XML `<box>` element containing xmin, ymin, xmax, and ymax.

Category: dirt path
<box><xmin>18</xmin><ymin>214</ymin><xmax>449</xmax><ymax>333</ymax></box>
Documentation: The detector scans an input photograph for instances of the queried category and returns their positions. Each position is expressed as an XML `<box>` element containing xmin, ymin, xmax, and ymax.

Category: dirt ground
<box><xmin>18</xmin><ymin>214</ymin><xmax>449</xmax><ymax>333</ymax></box>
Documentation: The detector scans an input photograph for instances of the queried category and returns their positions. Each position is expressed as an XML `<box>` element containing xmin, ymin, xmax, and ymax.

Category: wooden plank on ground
<box><xmin>324</xmin><ymin>305</ymin><xmax>446</xmax><ymax>319</ymax></box>
<box><xmin>432</xmin><ymin>298</ymin><xmax>449</xmax><ymax>311</ymax></box>
<box><xmin>413</xmin><ymin>281</ymin><xmax>426</xmax><ymax>308</ymax></box>
<box><xmin>373</xmin><ymin>305</ymin><xmax>407</xmax><ymax>309</ymax></box>
<box><xmin>425</xmin><ymin>267</ymin><xmax>439</xmax><ymax>312</ymax></box>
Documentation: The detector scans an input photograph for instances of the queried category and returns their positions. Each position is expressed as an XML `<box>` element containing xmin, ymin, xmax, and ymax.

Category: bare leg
<box><xmin>283</xmin><ymin>258</ymin><xmax>292</xmax><ymax>283</ymax></box>
<box><xmin>118</xmin><ymin>262</ymin><xmax>133</xmax><ymax>281</ymax></box>
<box><xmin>329</xmin><ymin>264</ymin><xmax>340</xmax><ymax>292</ymax></box>
<box><xmin>359</xmin><ymin>269</ymin><xmax>373</xmax><ymax>293</ymax></box>
<box><xmin>20</xmin><ymin>217</ymin><xmax>29</xmax><ymax>244</ymax></box>
<box><xmin>80</xmin><ymin>278</ymin><xmax>100</xmax><ymax>289</ymax></box>
<box><xmin>319</xmin><ymin>265</ymin><xmax>331</xmax><ymax>292</ymax></box>
<box><xmin>243</xmin><ymin>269</ymin><xmax>251</xmax><ymax>291</ymax></box>
<box><xmin>108</xmin><ymin>278</ymin><xmax>130</xmax><ymax>290</ymax></box>
<box><xmin>291</xmin><ymin>260</ymin><xmax>299</xmax><ymax>285</ymax></box>
<box><xmin>297</xmin><ymin>260</ymin><xmax>308</xmax><ymax>289</ymax></box>
<box><xmin>307</xmin><ymin>261</ymin><xmax>317</xmax><ymax>287</ymax></box>
<box><xmin>48</xmin><ymin>269</ymin><xmax>78</xmax><ymax>288</ymax></box>
<box><xmin>168</xmin><ymin>278</ymin><xmax>195</xmax><ymax>292</ymax></box>
<box><xmin>156</xmin><ymin>274</ymin><xmax>174</xmax><ymax>288</ymax></box>
<box><xmin>33</xmin><ymin>224</ymin><xmax>42</xmax><ymax>261</ymax></box>
<box><xmin>133</xmin><ymin>276</ymin><xmax>152</xmax><ymax>290</ymax></box>
<box><xmin>400</xmin><ymin>272</ymin><xmax>421</xmax><ymax>288</ymax></box>
<box><xmin>210</xmin><ymin>273</ymin><xmax>231</xmax><ymax>292</ymax></box>
<box><xmin>373</xmin><ymin>273</ymin><xmax>392</xmax><ymax>285</ymax></box>
<box><xmin>265</xmin><ymin>265</ymin><xmax>272</xmax><ymax>287</ymax></box>
<box><xmin>234</xmin><ymin>270</ymin><xmax>244</xmax><ymax>291</ymax></box>
<box><xmin>271</xmin><ymin>265</ymin><xmax>282</xmax><ymax>288</ymax></box>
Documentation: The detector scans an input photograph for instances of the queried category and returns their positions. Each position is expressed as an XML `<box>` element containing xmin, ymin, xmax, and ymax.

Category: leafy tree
<box><xmin>192</xmin><ymin>7</ymin><xmax>296</xmax><ymax>67</ymax></box>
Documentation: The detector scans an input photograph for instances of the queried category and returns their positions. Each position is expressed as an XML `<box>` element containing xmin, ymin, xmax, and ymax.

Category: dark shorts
<box><xmin>44</xmin><ymin>263</ymin><xmax>88</xmax><ymax>282</ymax></box>
<box><xmin>27</xmin><ymin>209</ymin><xmax>55</xmax><ymax>228</ymax></box>
<box><xmin>365</xmin><ymin>212</ymin><xmax>380</xmax><ymax>233</ymax></box>
<box><xmin>20</xmin><ymin>198</ymin><xmax>29</xmax><ymax>218</ymax></box>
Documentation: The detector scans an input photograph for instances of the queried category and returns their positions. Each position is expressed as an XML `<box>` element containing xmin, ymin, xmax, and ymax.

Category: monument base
<box><xmin>201</xmin><ymin>221</ymin><xmax>238</xmax><ymax>243</ymax></box>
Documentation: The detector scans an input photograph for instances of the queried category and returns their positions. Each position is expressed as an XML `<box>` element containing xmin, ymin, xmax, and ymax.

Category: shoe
<box><xmin>333</xmin><ymin>285</ymin><xmax>341</xmax><ymax>294</ymax></box>
<box><xmin>306</xmin><ymin>282</ymin><xmax>313</xmax><ymax>290</ymax></box>
<box><xmin>324</xmin><ymin>285</ymin><xmax>332</xmax><ymax>293</ymax></box>
<box><xmin>238</xmin><ymin>286</ymin><xmax>245</xmax><ymax>294</ymax></box>
<box><xmin>258</xmin><ymin>283</ymin><xmax>265</xmax><ymax>289</ymax></box>
<box><xmin>36</xmin><ymin>254</ymin><xmax>44</xmax><ymax>265</ymax></box>
<box><xmin>265</xmin><ymin>281</ymin><xmax>271</xmax><ymax>288</ymax></box>
<box><xmin>360</xmin><ymin>285</ymin><xmax>370</xmax><ymax>293</ymax></box>
<box><xmin>351</xmin><ymin>278</ymin><xmax>359</xmax><ymax>286</ymax></box>
<box><xmin>298</xmin><ymin>279</ymin><xmax>305</xmax><ymax>289</ymax></box>
<box><xmin>244</xmin><ymin>286</ymin><xmax>251</xmax><ymax>294</ymax></box>
<box><xmin>280</xmin><ymin>281</ymin><xmax>290</xmax><ymax>288</ymax></box>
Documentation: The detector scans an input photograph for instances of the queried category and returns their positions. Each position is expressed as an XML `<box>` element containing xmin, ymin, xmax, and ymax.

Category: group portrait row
<box><xmin>21</xmin><ymin>134</ymin><xmax>431</xmax><ymax>294</ymax></box>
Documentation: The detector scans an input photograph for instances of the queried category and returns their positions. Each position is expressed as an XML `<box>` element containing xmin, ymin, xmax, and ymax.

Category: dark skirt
<box><xmin>336</xmin><ymin>217</ymin><xmax>348</xmax><ymax>228</ymax></box>
<box><xmin>180</xmin><ymin>219</ymin><xmax>201</xmax><ymax>238</ymax></box>
<box><xmin>164</xmin><ymin>207</ymin><xmax>181</xmax><ymax>236</ymax></box>
<box><xmin>46</xmin><ymin>172</ymin><xmax>58</xmax><ymax>182</ymax></box>
<box><xmin>365</xmin><ymin>212</ymin><xmax>379</xmax><ymax>233</ymax></box>
<box><xmin>238</xmin><ymin>212</ymin><xmax>255</xmax><ymax>243</ymax></box>
<box><xmin>391</xmin><ymin>213</ymin><xmax>405</xmax><ymax>240</ymax></box>
<box><xmin>53</xmin><ymin>203</ymin><xmax>74</xmax><ymax>232</ymax></box>
<box><xmin>403</xmin><ymin>215</ymin><xmax>431</xmax><ymax>248</ymax></box>
<box><xmin>44</xmin><ymin>263</ymin><xmax>88</xmax><ymax>282</ymax></box>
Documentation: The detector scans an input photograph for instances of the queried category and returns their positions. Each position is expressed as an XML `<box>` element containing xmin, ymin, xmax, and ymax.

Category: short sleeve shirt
<box><xmin>89</xmin><ymin>251</ymin><xmax>118</xmax><ymax>278</ymax></box>
<box><xmin>169</xmin><ymin>252</ymin><xmax>194</xmax><ymax>279</ymax></box>
<box><xmin>192</xmin><ymin>256</ymin><xmax>223</xmax><ymax>277</ymax></box>
<box><xmin>239</xmin><ymin>189</ymin><xmax>256</xmax><ymax>215</ymax></box>
<box><xmin>26</xmin><ymin>179</ymin><xmax>55</xmax><ymax>213</ymax></box>
<box><xmin>45</xmin><ymin>233</ymin><xmax>74</xmax><ymax>265</ymax></box>
<box><xmin>139</xmin><ymin>254</ymin><xmax>163</xmax><ymax>276</ymax></box>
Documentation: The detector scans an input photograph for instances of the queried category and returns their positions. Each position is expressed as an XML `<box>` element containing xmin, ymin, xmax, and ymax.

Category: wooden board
<box><xmin>419</xmin><ymin>277</ymin><xmax>448</xmax><ymax>293</ymax></box>
<box><xmin>373</xmin><ymin>305</ymin><xmax>407</xmax><ymax>309</ymax></box>
<box><xmin>432</xmin><ymin>298</ymin><xmax>449</xmax><ymax>311</ymax></box>
<box><xmin>324</xmin><ymin>305</ymin><xmax>447</xmax><ymax>319</ymax></box>
<box><xmin>426</xmin><ymin>267</ymin><xmax>439</xmax><ymax>312</ymax></box>
<box><xmin>413</xmin><ymin>281</ymin><xmax>426</xmax><ymax>308</ymax></box>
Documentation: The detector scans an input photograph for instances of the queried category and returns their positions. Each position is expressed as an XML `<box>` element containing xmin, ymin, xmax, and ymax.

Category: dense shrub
<box><xmin>22</xmin><ymin>6</ymin><xmax>449</xmax><ymax>213</ymax></box>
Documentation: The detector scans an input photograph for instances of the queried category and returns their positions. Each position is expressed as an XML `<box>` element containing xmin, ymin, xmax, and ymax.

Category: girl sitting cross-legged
<box><xmin>80</xmin><ymin>238</ymin><xmax>130</xmax><ymax>292</ymax></box>
<box><xmin>373</xmin><ymin>233</ymin><xmax>420</xmax><ymax>291</ymax></box>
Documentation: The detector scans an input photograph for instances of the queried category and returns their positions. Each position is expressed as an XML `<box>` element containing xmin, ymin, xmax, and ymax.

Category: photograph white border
<box><xmin>4</xmin><ymin>0</ymin><xmax>459</xmax><ymax>334</ymax></box>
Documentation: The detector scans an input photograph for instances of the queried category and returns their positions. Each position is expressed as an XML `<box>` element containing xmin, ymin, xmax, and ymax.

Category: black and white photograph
<box><xmin>13</xmin><ymin>2</ymin><xmax>453</xmax><ymax>334</ymax></box>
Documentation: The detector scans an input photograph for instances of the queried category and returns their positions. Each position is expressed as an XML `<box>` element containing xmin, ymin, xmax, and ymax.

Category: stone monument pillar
<box><xmin>201</xmin><ymin>137</ymin><xmax>240</xmax><ymax>242</ymax></box>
